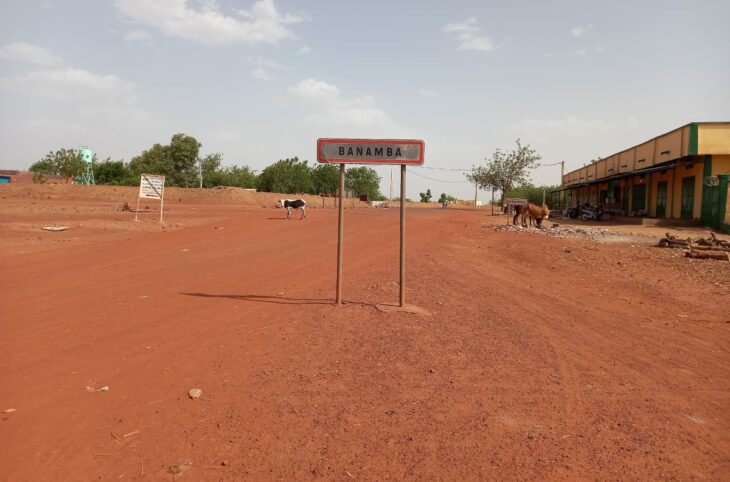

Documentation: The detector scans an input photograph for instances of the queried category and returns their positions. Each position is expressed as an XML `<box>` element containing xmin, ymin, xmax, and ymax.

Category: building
<box><xmin>561</xmin><ymin>122</ymin><xmax>730</xmax><ymax>233</ymax></box>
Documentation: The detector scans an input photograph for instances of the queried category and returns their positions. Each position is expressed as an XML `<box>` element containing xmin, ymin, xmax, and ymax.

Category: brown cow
<box><xmin>512</xmin><ymin>203</ymin><xmax>550</xmax><ymax>227</ymax></box>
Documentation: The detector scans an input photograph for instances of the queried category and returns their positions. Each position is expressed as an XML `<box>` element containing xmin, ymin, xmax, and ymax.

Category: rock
<box><xmin>188</xmin><ymin>389</ymin><xmax>202</xmax><ymax>399</ymax></box>
<box><xmin>221</xmin><ymin>460</ymin><xmax>228</xmax><ymax>466</ymax></box>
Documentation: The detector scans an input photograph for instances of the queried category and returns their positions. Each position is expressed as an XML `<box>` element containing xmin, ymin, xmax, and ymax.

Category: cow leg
<box><xmin>286</xmin><ymin>207</ymin><xmax>292</xmax><ymax>220</ymax></box>
<box><xmin>512</xmin><ymin>210</ymin><xmax>520</xmax><ymax>225</ymax></box>
<box><xmin>300</xmin><ymin>206</ymin><xmax>306</xmax><ymax>220</ymax></box>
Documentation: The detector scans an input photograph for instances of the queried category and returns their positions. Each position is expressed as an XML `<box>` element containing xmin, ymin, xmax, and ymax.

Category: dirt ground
<box><xmin>1</xmin><ymin>191</ymin><xmax>728</xmax><ymax>481</ymax></box>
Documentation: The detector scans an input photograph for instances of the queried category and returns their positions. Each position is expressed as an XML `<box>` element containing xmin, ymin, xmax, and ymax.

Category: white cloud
<box><xmin>247</xmin><ymin>57</ymin><xmax>285</xmax><ymax>81</ymax></box>
<box><xmin>124</xmin><ymin>29</ymin><xmax>153</xmax><ymax>43</ymax></box>
<box><xmin>443</xmin><ymin>18</ymin><xmax>495</xmax><ymax>52</ymax></box>
<box><xmin>570</xmin><ymin>24</ymin><xmax>593</xmax><ymax>38</ymax></box>
<box><xmin>288</xmin><ymin>78</ymin><xmax>403</xmax><ymax>130</ymax></box>
<box><xmin>251</xmin><ymin>67</ymin><xmax>273</xmax><ymax>80</ymax></box>
<box><xmin>0</xmin><ymin>67</ymin><xmax>146</xmax><ymax>118</ymax></box>
<box><xmin>0</xmin><ymin>42</ymin><xmax>62</xmax><ymax>65</ymax></box>
<box><xmin>297</xmin><ymin>45</ymin><xmax>311</xmax><ymax>55</ymax></box>
<box><xmin>418</xmin><ymin>88</ymin><xmax>436</xmax><ymax>97</ymax></box>
<box><xmin>114</xmin><ymin>0</ymin><xmax>304</xmax><ymax>46</ymax></box>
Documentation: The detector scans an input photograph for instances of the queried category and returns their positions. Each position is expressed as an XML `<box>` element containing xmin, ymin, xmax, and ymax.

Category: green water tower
<box><xmin>77</xmin><ymin>145</ymin><xmax>95</xmax><ymax>185</ymax></box>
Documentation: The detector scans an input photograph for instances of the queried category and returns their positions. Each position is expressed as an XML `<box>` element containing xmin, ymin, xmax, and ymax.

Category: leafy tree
<box><xmin>258</xmin><ymin>157</ymin><xmax>314</xmax><ymax>194</ymax></box>
<box><xmin>198</xmin><ymin>153</ymin><xmax>222</xmax><ymax>187</ymax></box>
<box><xmin>168</xmin><ymin>133</ymin><xmax>201</xmax><ymax>186</ymax></box>
<box><xmin>30</xmin><ymin>148</ymin><xmax>87</xmax><ymax>178</ymax></box>
<box><xmin>419</xmin><ymin>189</ymin><xmax>433</xmax><ymax>202</ymax></box>
<box><xmin>345</xmin><ymin>166</ymin><xmax>381</xmax><ymax>200</ymax></box>
<box><xmin>129</xmin><ymin>143</ymin><xmax>172</xmax><ymax>177</ymax></box>
<box><xmin>312</xmin><ymin>164</ymin><xmax>340</xmax><ymax>194</ymax></box>
<box><xmin>205</xmin><ymin>165</ymin><xmax>258</xmax><ymax>188</ymax></box>
<box><xmin>94</xmin><ymin>159</ymin><xmax>134</xmax><ymax>185</ymax></box>
<box><xmin>438</xmin><ymin>192</ymin><xmax>456</xmax><ymax>203</ymax></box>
<box><xmin>467</xmin><ymin>138</ymin><xmax>541</xmax><ymax>203</ymax></box>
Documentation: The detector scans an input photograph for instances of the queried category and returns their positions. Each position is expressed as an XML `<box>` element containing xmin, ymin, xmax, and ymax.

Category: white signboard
<box><xmin>504</xmin><ymin>198</ymin><xmax>528</xmax><ymax>205</ymax></box>
<box><xmin>139</xmin><ymin>174</ymin><xmax>165</xmax><ymax>199</ymax></box>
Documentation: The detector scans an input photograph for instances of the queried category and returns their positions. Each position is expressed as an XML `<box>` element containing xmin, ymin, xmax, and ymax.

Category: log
<box><xmin>685</xmin><ymin>251</ymin><xmax>730</xmax><ymax>260</ymax></box>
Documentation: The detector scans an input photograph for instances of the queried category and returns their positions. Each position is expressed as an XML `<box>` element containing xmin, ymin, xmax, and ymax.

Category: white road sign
<box><xmin>504</xmin><ymin>198</ymin><xmax>528</xmax><ymax>205</ymax></box>
<box><xmin>139</xmin><ymin>174</ymin><xmax>165</xmax><ymax>200</ymax></box>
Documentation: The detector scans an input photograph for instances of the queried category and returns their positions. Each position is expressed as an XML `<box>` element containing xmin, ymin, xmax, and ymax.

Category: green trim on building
<box><xmin>703</xmin><ymin>155</ymin><xmax>712</xmax><ymax>177</ymax></box>
<box><xmin>688</xmin><ymin>123</ymin><xmax>699</xmax><ymax>155</ymax></box>
<box><xmin>717</xmin><ymin>175</ymin><xmax>729</xmax><ymax>234</ymax></box>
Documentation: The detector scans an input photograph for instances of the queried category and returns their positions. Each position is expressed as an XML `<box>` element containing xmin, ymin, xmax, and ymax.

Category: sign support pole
<box><xmin>160</xmin><ymin>194</ymin><xmax>164</xmax><ymax>224</ymax></box>
<box><xmin>400</xmin><ymin>165</ymin><xmax>406</xmax><ymax>307</ymax></box>
<box><xmin>336</xmin><ymin>163</ymin><xmax>345</xmax><ymax>304</ymax></box>
<box><xmin>135</xmin><ymin>197</ymin><xmax>140</xmax><ymax>222</ymax></box>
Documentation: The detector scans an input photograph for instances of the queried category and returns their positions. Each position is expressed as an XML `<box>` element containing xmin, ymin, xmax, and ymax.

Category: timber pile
<box><xmin>658</xmin><ymin>232</ymin><xmax>730</xmax><ymax>261</ymax></box>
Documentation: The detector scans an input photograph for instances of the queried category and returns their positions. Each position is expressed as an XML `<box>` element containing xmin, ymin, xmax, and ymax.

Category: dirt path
<box><xmin>1</xmin><ymin>204</ymin><xmax>728</xmax><ymax>480</ymax></box>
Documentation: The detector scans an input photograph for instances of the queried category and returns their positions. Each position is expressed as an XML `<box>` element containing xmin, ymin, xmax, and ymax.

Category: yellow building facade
<box><xmin>561</xmin><ymin>122</ymin><xmax>730</xmax><ymax>232</ymax></box>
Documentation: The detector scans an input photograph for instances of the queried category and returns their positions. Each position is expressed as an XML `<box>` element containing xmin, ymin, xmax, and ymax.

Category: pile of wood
<box><xmin>658</xmin><ymin>232</ymin><xmax>730</xmax><ymax>260</ymax></box>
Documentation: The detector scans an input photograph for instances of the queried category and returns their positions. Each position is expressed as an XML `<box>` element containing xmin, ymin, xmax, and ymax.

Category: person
<box><xmin>442</xmin><ymin>200</ymin><xmax>448</xmax><ymax>209</ymax></box>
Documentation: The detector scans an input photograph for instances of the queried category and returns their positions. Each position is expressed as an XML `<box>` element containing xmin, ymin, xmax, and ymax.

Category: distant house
<box><xmin>0</xmin><ymin>170</ymin><xmax>73</xmax><ymax>184</ymax></box>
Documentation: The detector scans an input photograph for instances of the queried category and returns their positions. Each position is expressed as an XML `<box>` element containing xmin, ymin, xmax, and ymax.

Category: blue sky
<box><xmin>1</xmin><ymin>0</ymin><xmax>728</xmax><ymax>199</ymax></box>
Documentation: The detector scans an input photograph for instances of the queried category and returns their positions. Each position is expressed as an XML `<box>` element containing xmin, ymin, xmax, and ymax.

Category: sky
<box><xmin>1</xmin><ymin>0</ymin><xmax>728</xmax><ymax>200</ymax></box>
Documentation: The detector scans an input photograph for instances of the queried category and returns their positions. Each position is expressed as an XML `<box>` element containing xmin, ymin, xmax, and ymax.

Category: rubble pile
<box><xmin>488</xmin><ymin>223</ymin><xmax>621</xmax><ymax>241</ymax></box>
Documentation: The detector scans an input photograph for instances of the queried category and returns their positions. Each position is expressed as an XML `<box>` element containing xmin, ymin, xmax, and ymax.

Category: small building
<box><xmin>561</xmin><ymin>122</ymin><xmax>730</xmax><ymax>233</ymax></box>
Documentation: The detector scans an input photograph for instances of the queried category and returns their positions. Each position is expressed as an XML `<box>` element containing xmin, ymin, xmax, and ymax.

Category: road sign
<box><xmin>136</xmin><ymin>174</ymin><xmax>166</xmax><ymax>223</ymax></box>
<box><xmin>139</xmin><ymin>174</ymin><xmax>165</xmax><ymax>200</ymax></box>
<box><xmin>504</xmin><ymin>198</ymin><xmax>528</xmax><ymax>205</ymax></box>
<box><xmin>320</xmin><ymin>138</ymin><xmax>425</xmax><ymax>311</ymax></box>
<box><xmin>317</xmin><ymin>138</ymin><xmax>424</xmax><ymax>165</ymax></box>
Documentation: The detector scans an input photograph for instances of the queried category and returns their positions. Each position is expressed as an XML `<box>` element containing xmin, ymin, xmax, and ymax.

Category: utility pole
<box><xmin>199</xmin><ymin>162</ymin><xmax>203</xmax><ymax>189</ymax></box>
<box><xmin>491</xmin><ymin>188</ymin><xmax>494</xmax><ymax>215</ymax></box>
<box><xmin>474</xmin><ymin>181</ymin><xmax>478</xmax><ymax>209</ymax></box>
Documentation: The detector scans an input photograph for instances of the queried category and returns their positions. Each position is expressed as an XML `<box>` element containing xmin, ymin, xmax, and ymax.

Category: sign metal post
<box><xmin>336</xmin><ymin>163</ymin><xmax>345</xmax><ymax>304</ymax></box>
<box><xmin>318</xmin><ymin>139</ymin><xmax>424</xmax><ymax>309</ymax></box>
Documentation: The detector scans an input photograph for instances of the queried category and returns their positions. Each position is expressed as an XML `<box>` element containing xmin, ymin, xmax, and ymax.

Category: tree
<box><xmin>168</xmin><ymin>133</ymin><xmax>201</xmax><ymax>187</ymax></box>
<box><xmin>30</xmin><ymin>148</ymin><xmax>87</xmax><ymax>178</ymax></box>
<box><xmin>345</xmin><ymin>166</ymin><xmax>381</xmax><ymax>200</ymax></box>
<box><xmin>94</xmin><ymin>159</ymin><xmax>134</xmax><ymax>185</ymax></box>
<box><xmin>198</xmin><ymin>153</ymin><xmax>222</xmax><ymax>187</ymax></box>
<box><xmin>128</xmin><ymin>133</ymin><xmax>202</xmax><ymax>187</ymax></box>
<box><xmin>312</xmin><ymin>164</ymin><xmax>339</xmax><ymax>194</ymax></box>
<box><xmin>438</xmin><ymin>193</ymin><xmax>456</xmax><ymax>203</ymax></box>
<box><xmin>504</xmin><ymin>184</ymin><xmax>561</xmax><ymax>207</ymax></box>
<box><xmin>419</xmin><ymin>189</ymin><xmax>433</xmax><ymax>203</ymax></box>
<box><xmin>258</xmin><ymin>157</ymin><xmax>314</xmax><ymax>194</ymax></box>
<box><xmin>129</xmin><ymin>143</ymin><xmax>172</xmax><ymax>177</ymax></box>
<box><xmin>467</xmin><ymin>138</ymin><xmax>541</xmax><ymax>202</ymax></box>
<box><xmin>204</xmin><ymin>164</ymin><xmax>258</xmax><ymax>188</ymax></box>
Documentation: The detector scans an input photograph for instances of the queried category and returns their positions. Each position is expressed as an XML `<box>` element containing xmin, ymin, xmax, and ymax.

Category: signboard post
<box><xmin>318</xmin><ymin>138</ymin><xmax>424</xmax><ymax>308</ymax></box>
<box><xmin>504</xmin><ymin>198</ymin><xmax>528</xmax><ymax>225</ymax></box>
<box><xmin>136</xmin><ymin>174</ymin><xmax>166</xmax><ymax>223</ymax></box>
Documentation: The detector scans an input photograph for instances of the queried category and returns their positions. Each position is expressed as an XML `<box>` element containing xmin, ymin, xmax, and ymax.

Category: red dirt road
<box><xmin>1</xmin><ymin>203</ymin><xmax>728</xmax><ymax>480</ymax></box>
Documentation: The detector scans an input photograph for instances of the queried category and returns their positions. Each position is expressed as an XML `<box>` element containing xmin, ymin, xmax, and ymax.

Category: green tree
<box><xmin>345</xmin><ymin>166</ymin><xmax>381</xmax><ymax>200</ymax></box>
<box><xmin>94</xmin><ymin>159</ymin><xmax>134</xmax><ymax>185</ymax></box>
<box><xmin>258</xmin><ymin>157</ymin><xmax>315</xmax><ymax>194</ymax></box>
<box><xmin>312</xmin><ymin>164</ymin><xmax>340</xmax><ymax>194</ymax></box>
<box><xmin>438</xmin><ymin>193</ymin><xmax>456</xmax><ymax>203</ymax></box>
<box><xmin>168</xmin><ymin>133</ymin><xmax>201</xmax><ymax>187</ymax></box>
<box><xmin>128</xmin><ymin>133</ymin><xmax>202</xmax><ymax>187</ymax></box>
<box><xmin>419</xmin><ymin>188</ymin><xmax>433</xmax><ymax>202</ymax></box>
<box><xmin>30</xmin><ymin>148</ymin><xmax>86</xmax><ymax>178</ymax></box>
<box><xmin>467</xmin><ymin>138</ymin><xmax>541</xmax><ymax>203</ymax></box>
<box><xmin>129</xmin><ymin>143</ymin><xmax>172</xmax><ymax>177</ymax></box>
<box><xmin>205</xmin><ymin>164</ymin><xmax>258</xmax><ymax>188</ymax></box>
<box><xmin>198</xmin><ymin>153</ymin><xmax>222</xmax><ymax>187</ymax></box>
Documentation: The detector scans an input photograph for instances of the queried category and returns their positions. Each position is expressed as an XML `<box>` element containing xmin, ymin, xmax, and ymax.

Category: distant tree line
<box><xmin>29</xmin><ymin>133</ymin><xmax>386</xmax><ymax>200</ymax></box>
